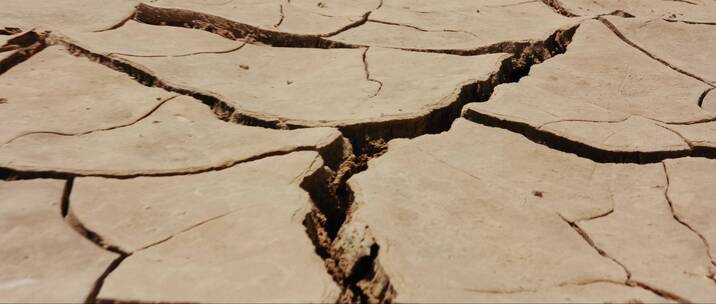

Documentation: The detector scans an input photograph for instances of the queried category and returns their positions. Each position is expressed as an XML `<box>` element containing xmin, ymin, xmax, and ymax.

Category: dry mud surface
<box><xmin>1</xmin><ymin>1</ymin><xmax>716</xmax><ymax>303</ymax></box>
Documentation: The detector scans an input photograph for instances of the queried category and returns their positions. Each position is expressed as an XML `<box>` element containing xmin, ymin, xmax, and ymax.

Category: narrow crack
<box><xmin>85</xmin><ymin>255</ymin><xmax>128</xmax><ymax>304</ymax></box>
<box><xmin>540</xmin><ymin>0</ymin><xmax>580</xmax><ymax>17</ymax></box>
<box><xmin>49</xmin><ymin>23</ymin><xmax>579</xmax><ymax>159</ymax></box>
<box><xmin>560</xmin><ymin>214</ymin><xmax>686</xmax><ymax>302</ymax></box>
<box><xmin>361</xmin><ymin>47</ymin><xmax>382</xmax><ymax>98</ymax></box>
<box><xmin>274</xmin><ymin>2</ymin><xmax>286</xmax><ymax>28</ymax></box>
<box><xmin>559</xmin><ymin>214</ymin><xmax>632</xmax><ymax>280</ymax></box>
<box><xmin>367</xmin><ymin>19</ymin><xmax>481</xmax><ymax>39</ymax></box>
<box><xmin>663</xmin><ymin>0</ymin><xmax>698</xmax><ymax>5</ymax></box>
<box><xmin>134</xmin><ymin>210</ymin><xmax>236</xmax><ymax>252</ymax></box>
<box><xmin>105</xmin><ymin>39</ymin><xmax>248</xmax><ymax>58</ymax></box>
<box><xmin>664</xmin><ymin>19</ymin><xmax>716</xmax><ymax>26</ymax></box>
<box><xmin>599</xmin><ymin>17</ymin><xmax>716</xmax><ymax>88</ymax></box>
<box><xmin>52</xmin><ymin>34</ymin><xmax>247</xmax><ymax>123</ymax></box>
<box><xmin>2</xmin><ymin>95</ymin><xmax>178</xmax><ymax>147</ymax></box>
<box><xmin>0</xmin><ymin>27</ymin><xmax>22</xmax><ymax>35</ymax></box>
<box><xmin>698</xmin><ymin>87</ymin><xmax>714</xmax><ymax>108</ymax></box>
<box><xmin>59</xmin><ymin>178</ymin><xmax>130</xmax><ymax>303</ymax></box>
<box><xmin>662</xmin><ymin>162</ymin><xmax>716</xmax><ymax>268</ymax></box>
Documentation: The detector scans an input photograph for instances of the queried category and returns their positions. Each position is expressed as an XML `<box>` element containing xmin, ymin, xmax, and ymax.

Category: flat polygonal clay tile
<box><xmin>0</xmin><ymin>96</ymin><xmax>345</xmax><ymax>176</ymax></box>
<box><xmin>336</xmin><ymin>119</ymin><xmax>716</xmax><ymax>302</ymax></box>
<box><xmin>2</xmin><ymin>0</ymin><xmax>139</xmax><ymax>32</ymax></box>
<box><xmin>463</xmin><ymin>20</ymin><xmax>714</xmax><ymax>159</ymax></box>
<box><xmin>138</xmin><ymin>0</ymin><xmax>376</xmax><ymax>36</ymax></box>
<box><xmin>0</xmin><ymin>179</ymin><xmax>118</xmax><ymax>303</ymax></box>
<box><xmin>69</xmin><ymin>152</ymin><xmax>339</xmax><ymax>302</ymax></box>
<box><xmin>605</xmin><ymin>16</ymin><xmax>716</xmax><ymax>86</ymax></box>
<box><xmin>554</xmin><ymin>0</ymin><xmax>716</xmax><ymax>22</ymax></box>
<box><xmin>95</xmin><ymin>40</ymin><xmax>510</xmax><ymax>128</ymax></box>
<box><xmin>0</xmin><ymin>45</ymin><xmax>174</xmax><ymax>144</ymax></box>
<box><xmin>331</xmin><ymin>0</ymin><xmax>578</xmax><ymax>51</ymax></box>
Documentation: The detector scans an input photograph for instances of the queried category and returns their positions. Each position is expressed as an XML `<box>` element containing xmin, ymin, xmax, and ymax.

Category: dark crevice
<box><xmin>54</xmin><ymin>36</ymin><xmax>242</xmax><ymax>123</ymax></box>
<box><xmin>0</xmin><ymin>31</ymin><xmax>48</xmax><ymax>75</ymax></box>
<box><xmin>274</xmin><ymin>3</ymin><xmax>285</xmax><ymax>28</ymax></box>
<box><xmin>599</xmin><ymin>17</ymin><xmax>715</xmax><ymax>88</ymax></box>
<box><xmin>85</xmin><ymin>254</ymin><xmax>129</xmax><ymax>304</ymax></box>
<box><xmin>60</xmin><ymin>177</ymin><xmax>74</xmax><ymax>217</ymax></box>
<box><xmin>339</xmin><ymin>24</ymin><xmax>579</xmax><ymax>157</ymax></box>
<box><xmin>698</xmin><ymin>87</ymin><xmax>714</xmax><ymax>108</ymax></box>
<box><xmin>51</xmin><ymin>23</ymin><xmax>579</xmax><ymax>160</ymax></box>
<box><xmin>59</xmin><ymin>177</ymin><xmax>130</xmax><ymax>303</ymax></box>
<box><xmin>300</xmin><ymin>142</ymin><xmax>393</xmax><ymax>302</ymax></box>
<box><xmin>540</xmin><ymin>0</ymin><xmax>580</xmax><ymax>17</ymax></box>
<box><xmin>361</xmin><ymin>47</ymin><xmax>383</xmax><ymax>98</ymax></box>
<box><xmin>462</xmin><ymin>110</ymin><xmax>697</xmax><ymax>164</ymax></box>
<box><xmin>0</xmin><ymin>27</ymin><xmax>22</xmax><ymax>35</ymax></box>
<box><xmin>133</xmin><ymin>3</ymin><xmax>358</xmax><ymax>48</ymax></box>
<box><xmin>627</xmin><ymin>280</ymin><xmax>687</xmax><ymax>303</ymax></box>
<box><xmin>664</xmin><ymin>19</ymin><xmax>716</xmax><ymax>26</ymax></box>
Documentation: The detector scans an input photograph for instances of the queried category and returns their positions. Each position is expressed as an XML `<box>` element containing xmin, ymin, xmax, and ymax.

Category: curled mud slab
<box><xmin>3</xmin><ymin>1</ymin><xmax>716</xmax><ymax>303</ymax></box>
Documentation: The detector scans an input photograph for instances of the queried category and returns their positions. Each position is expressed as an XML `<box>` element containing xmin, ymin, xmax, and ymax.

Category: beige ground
<box><xmin>1</xmin><ymin>1</ymin><xmax>715</xmax><ymax>303</ymax></box>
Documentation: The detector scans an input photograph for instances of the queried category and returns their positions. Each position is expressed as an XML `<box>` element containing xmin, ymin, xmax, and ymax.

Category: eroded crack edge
<box><xmin>0</xmin><ymin>31</ymin><xmax>49</xmax><ymax>75</ymax></box>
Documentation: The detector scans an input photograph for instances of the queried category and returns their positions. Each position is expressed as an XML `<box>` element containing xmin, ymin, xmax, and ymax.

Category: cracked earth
<box><xmin>1</xmin><ymin>0</ymin><xmax>716</xmax><ymax>303</ymax></box>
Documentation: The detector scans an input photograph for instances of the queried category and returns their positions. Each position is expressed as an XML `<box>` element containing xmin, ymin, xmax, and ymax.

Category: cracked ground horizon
<box><xmin>1</xmin><ymin>0</ymin><xmax>716</xmax><ymax>303</ymax></box>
